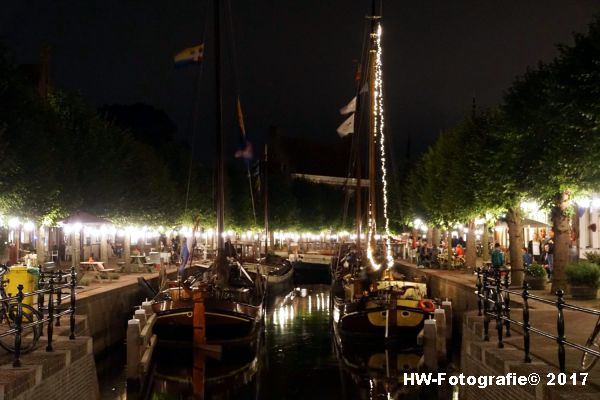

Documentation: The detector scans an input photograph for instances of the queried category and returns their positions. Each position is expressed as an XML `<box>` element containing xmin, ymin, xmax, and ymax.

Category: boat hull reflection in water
<box><xmin>146</xmin><ymin>342</ymin><xmax>261</xmax><ymax>399</ymax></box>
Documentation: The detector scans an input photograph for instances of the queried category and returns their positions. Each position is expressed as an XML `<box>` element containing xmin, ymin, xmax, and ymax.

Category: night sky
<box><xmin>3</xmin><ymin>0</ymin><xmax>600</xmax><ymax>160</ymax></box>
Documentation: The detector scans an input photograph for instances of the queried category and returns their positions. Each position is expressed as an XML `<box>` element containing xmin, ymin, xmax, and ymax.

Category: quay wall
<box><xmin>76</xmin><ymin>275</ymin><xmax>162</xmax><ymax>355</ymax></box>
<box><xmin>11</xmin><ymin>352</ymin><xmax>99</xmax><ymax>400</ymax></box>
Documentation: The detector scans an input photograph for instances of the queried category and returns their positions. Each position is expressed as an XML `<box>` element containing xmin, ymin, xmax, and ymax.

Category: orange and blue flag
<box><xmin>174</xmin><ymin>44</ymin><xmax>204</xmax><ymax>67</ymax></box>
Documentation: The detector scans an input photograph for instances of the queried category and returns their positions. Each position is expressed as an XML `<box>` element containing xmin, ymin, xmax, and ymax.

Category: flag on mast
<box><xmin>339</xmin><ymin>96</ymin><xmax>356</xmax><ymax>115</ymax></box>
<box><xmin>336</xmin><ymin>113</ymin><xmax>355</xmax><ymax>137</ymax></box>
<box><xmin>234</xmin><ymin>96</ymin><xmax>254</xmax><ymax>160</ymax></box>
<box><xmin>174</xmin><ymin>44</ymin><xmax>204</xmax><ymax>67</ymax></box>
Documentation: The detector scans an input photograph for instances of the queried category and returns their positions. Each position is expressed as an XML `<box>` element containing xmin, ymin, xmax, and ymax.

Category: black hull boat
<box><xmin>151</xmin><ymin>260</ymin><xmax>266</xmax><ymax>350</ymax></box>
<box><xmin>332</xmin><ymin>268</ymin><xmax>435</xmax><ymax>346</ymax></box>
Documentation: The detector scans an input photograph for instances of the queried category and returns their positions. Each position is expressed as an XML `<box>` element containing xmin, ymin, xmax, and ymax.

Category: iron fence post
<box><xmin>522</xmin><ymin>282</ymin><xmax>531</xmax><ymax>362</ymax></box>
<box><xmin>37</xmin><ymin>265</ymin><xmax>44</xmax><ymax>312</ymax></box>
<box><xmin>503</xmin><ymin>272</ymin><xmax>511</xmax><ymax>337</ymax></box>
<box><xmin>46</xmin><ymin>276</ymin><xmax>54</xmax><ymax>352</ymax></box>
<box><xmin>55</xmin><ymin>272</ymin><xmax>62</xmax><ymax>327</ymax></box>
<box><xmin>495</xmin><ymin>272</ymin><xmax>504</xmax><ymax>348</ymax></box>
<box><xmin>476</xmin><ymin>267</ymin><xmax>482</xmax><ymax>316</ymax></box>
<box><xmin>556</xmin><ymin>289</ymin><xmax>565</xmax><ymax>373</ymax></box>
<box><xmin>483</xmin><ymin>268</ymin><xmax>490</xmax><ymax>341</ymax></box>
<box><xmin>70</xmin><ymin>266</ymin><xmax>76</xmax><ymax>340</ymax></box>
<box><xmin>12</xmin><ymin>284</ymin><xmax>24</xmax><ymax>368</ymax></box>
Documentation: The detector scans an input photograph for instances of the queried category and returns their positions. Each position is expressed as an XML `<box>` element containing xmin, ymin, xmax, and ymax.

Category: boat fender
<box><xmin>418</xmin><ymin>299</ymin><xmax>436</xmax><ymax>313</ymax></box>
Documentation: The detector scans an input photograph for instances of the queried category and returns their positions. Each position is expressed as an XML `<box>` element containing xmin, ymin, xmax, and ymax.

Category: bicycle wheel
<box><xmin>0</xmin><ymin>303</ymin><xmax>43</xmax><ymax>353</ymax></box>
<box><xmin>580</xmin><ymin>323</ymin><xmax>600</xmax><ymax>372</ymax></box>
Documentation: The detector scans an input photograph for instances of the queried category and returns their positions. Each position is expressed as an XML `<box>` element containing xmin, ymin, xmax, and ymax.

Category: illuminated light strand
<box><xmin>366</xmin><ymin>23</ymin><xmax>394</xmax><ymax>271</ymax></box>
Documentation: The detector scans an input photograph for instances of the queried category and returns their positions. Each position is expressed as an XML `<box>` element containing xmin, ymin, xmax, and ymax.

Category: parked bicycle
<box><xmin>580</xmin><ymin>314</ymin><xmax>600</xmax><ymax>371</ymax></box>
<box><xmin>0</xmin><ymin>265</ymin><xmax>43</xmax><ymax>353</ymax></box>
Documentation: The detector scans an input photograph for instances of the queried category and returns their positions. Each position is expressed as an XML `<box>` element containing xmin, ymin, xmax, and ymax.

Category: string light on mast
<box><xmin>366</xmin><ymin>22</ymin><xmax>394</xmax><ymax>271</ymax></box>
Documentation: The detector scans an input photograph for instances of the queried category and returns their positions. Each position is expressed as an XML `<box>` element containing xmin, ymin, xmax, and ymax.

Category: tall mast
<box><xmin>367</xmin><ymin>0</ymin><xmax>379</xmax><ymax>253</ymax></box>
<box><xmin>354</xmin><ymin>64</ymin><xmax>362</xmax><ymax>251</ymax></box>
<box><xmin>215</xmin><ymin>0</ymin><xmax>225</xmax><ymax>254</ymax></box>
<box><xmin>263</xmin><ymin>145</ymin><xmax>269</xmax><ymax>258</ymax></box>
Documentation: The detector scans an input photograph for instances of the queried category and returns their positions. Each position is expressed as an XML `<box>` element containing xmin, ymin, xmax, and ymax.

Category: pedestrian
<box><xmin>491</xmin><ymin>243</ymin><xmax>504</xmax><ymax>272</ymax></box>
<box><xmin>179</xmin><ymin>237</ymin><xmax>189</xmax><ymax>277</ymax></box>
<box><xmin>527</xmin><ymin>233</ymin><xmax>542</xmax><ymax>262</ymax></box>
<box><xmin>542</xmin><ymin>243</ymin><xmax>554</xmax><ymax>280</ymax></box>
<box><xmin>522</xmin><ymin>246</ymin><xmax>533</xmax><ymax>270</ymax></box>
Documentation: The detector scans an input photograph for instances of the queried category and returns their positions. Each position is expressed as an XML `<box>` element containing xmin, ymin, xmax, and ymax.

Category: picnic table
<box><xmin>129</xmin><ymin>255</ymin><xmax>154</xmax><ymax>272</ymax></box>
<box><xmin>129</xmin><ymin>255</ymin><xmax>146</xmax><ymax>265</ymax></box>
<box><xmin>79</xmin><ymin>261</ymin><xmax>115</xmax><ymax>281</ymax></box>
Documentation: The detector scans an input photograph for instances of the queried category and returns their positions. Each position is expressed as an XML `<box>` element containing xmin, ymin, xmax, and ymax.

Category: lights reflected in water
<box><xmin>271</xmin><ymin>288</ymin><xmax>330</xmax><ymax>326</ymax></box>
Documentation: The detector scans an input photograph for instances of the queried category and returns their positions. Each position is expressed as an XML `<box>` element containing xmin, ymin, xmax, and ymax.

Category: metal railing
<box><xmin>0</xmin><ymin>265</ymin><xmax>77</xmax><ymax>367</ymax></box>
<box><xmin>475</xmin><ymin>267</ymin><xmax>600</xmax><ymax>372</ymax></box>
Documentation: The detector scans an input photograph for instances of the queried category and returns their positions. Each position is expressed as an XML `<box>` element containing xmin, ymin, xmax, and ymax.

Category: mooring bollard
<box><xmin>134</xmin><ymin>309</ymin><xmax>147</xmax><ymax>329</ymax></box>
<box><xmin>142</xmin><ymin>300</ymin><xmax>153</xmax><ymax>315</ymax></box>
<box><xmin>423</xmin><ymin>317</ymin><xmax>438</xmax><ymax>371</ymax></box>
<box><xmin>434</xmin><ymin>308</ymin><xmax>446</xmax><ymax>363</ymax></box>
<box><xmin>126</xmin><ymin>318</ymin><xmax>141</xmax><ymax>381</ymax></box>
<box><xmin>442</xmin><ymin>299</ymin><xmax>453</xmax><ymax>343</ymax></box>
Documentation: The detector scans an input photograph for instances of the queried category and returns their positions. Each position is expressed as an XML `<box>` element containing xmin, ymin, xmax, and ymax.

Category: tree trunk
<box><xmin>506</xmin><ymin>207</ymin><xmax>524</xmax><ymax>287</ymax></box>
<box><xmin>482</xmin><ymin>223</ymin><xmax>490</xmax><ymax>262</ymax></box>
<box><xmin>447</xmin><ymin>231</ymin><xmax>453</xmax><ymax>264</ymax></box>
<box><xmin>551</xmin><ymin>191</ymin><xmax>571</xmax><ymax>293</ymax></box>
<box><xmin>432</xmin><ymin>228</ymin><xmax>440</xmax><ymax>248</ymax></box>
<box><xmin>36</xmin><ymin>226</ymin><xmax>46</xmax><ymax>264</ymax></box>
<box><xmin>571</xmin><ymin>206</ymin><xmax>579</xmax><ymax>261</ymax></box>
<box><xmin>465</xmin><ymin>220</ymin><xmax>477</xmax><ymax>269</ymax></box>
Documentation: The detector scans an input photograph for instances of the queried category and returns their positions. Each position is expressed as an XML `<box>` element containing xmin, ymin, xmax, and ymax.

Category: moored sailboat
<box><xmin>331</xmin><ymin>0</ymin><xmax>436</xmax><ymax>346</ymax></box>
<box><xmin>150</xmin><ymin>0</ymin><xmax>265</xmax><ymax>350</ymax></box>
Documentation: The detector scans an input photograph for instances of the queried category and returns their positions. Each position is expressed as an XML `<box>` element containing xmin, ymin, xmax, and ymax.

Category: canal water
<box><xmin>99</xmin><ymin>278</ymin><xmax>454</xmax><ymax>399</ymax></box>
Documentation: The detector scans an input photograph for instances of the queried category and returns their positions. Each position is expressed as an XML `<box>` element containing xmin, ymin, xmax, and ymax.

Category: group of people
<box><xmin>411</xmin><ymin>237</ymin><xmax>462</xmax><ymax>268</ymax></box>
<box><xmin>522</xmin><ymin>231</ymin><xmax>555</xmax><ymax>279</ymax></box>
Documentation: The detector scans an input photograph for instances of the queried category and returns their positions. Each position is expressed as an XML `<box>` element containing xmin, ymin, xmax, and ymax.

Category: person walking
<box><xmin>491</xmin><ymin>243</ymin><xmax>505</xmax><ymax>273</ymax></box>
<box><xmin>541</xmin><ymin>243</ymin><xmax>554</xmax><ymax>280</ymax></box>
<box><xmin>527</xmin><ymin>233</ymin><xmax>542</xmax><ymax>262</ymax></box>
<box><xmin>179</xmin><ymin>237</ymin><xmax>189</xmax><ymax>278</ymax></box>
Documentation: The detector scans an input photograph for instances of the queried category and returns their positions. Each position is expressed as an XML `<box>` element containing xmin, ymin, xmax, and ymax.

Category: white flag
<box><xmin>339</xmin><ymin>96</ymin><xmax>357</xmax><ymax>115</ymax></box>
<box><xmin>337</xmin><ymin>113</ymin><xmax>354</xmax><ymax>137</ymax></box>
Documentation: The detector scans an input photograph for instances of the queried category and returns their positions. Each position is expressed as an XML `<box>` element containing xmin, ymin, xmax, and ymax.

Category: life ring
<box><xmin>418</xmin><ymin>299</ymin><xmax>436</xmax><ymax>313</ymax></box>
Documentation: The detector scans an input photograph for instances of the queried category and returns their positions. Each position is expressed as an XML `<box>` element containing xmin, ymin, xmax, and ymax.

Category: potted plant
<box><xmin>524</xmin><ymin>263</ymin><xmax>547</xmax><ymax>290</ymax></box>
<box><xmin>565</xmin><ymin>261</ymin><xmax>600</xmax><ymax>300</ymax></box>
<box><xmin>585</xmin><ymin>251</ymin><xmax>600</xmax><ymax>266</ymax></box>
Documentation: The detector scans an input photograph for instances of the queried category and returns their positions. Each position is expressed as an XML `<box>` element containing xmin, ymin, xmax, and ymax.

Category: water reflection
<box><xmin>145</xmin><ymin>343</ymin><xmax>260</xmax><ymax>399</ymax></box>
<box><xmin>120</xmin><ymin>283</ymin><xmax>451</xmax><ymax>399</ymax></box>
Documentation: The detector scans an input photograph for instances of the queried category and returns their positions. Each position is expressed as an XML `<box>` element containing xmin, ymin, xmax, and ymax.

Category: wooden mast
<box><xmin>263</xmin><ymin>145</ymin><xmax>269</xmax><ymax>258</ymax></box>
<box><xmin>367</xmin><ymin>0</ymin><xmax>378</xmax><ymax>253</ymax></box>
<box><xmin>354</xmin><ymin>63</ymin><xmax>362</xmax><ymax>252</ymax></box>
<box><xmin>215</xmin><ymin>0</ymin><xmax>225</xmax><ymax>256</ymax></box>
